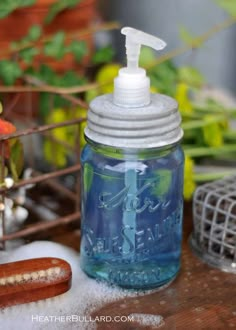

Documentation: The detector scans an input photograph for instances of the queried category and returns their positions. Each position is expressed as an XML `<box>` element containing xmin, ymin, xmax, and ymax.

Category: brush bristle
<box><xmin>0</xmin><ymin>267</ymin><xmax>63</xmax><ymax>286</ymax></box>
<box><xmin>0</xmin><ymin>257</ymin><xmax>72</xmax><ymax>308</ymax></box>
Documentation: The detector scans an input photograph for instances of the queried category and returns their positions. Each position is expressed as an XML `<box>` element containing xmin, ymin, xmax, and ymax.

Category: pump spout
<box><xmin>113</xmin><ymin>27</ymin><xmax>166</xmax><ymax>107</ymax></box>
<box><xmin>121</xmin><ymin>27</ymin><xmax>166</xmax><ymax>70</ymax></box>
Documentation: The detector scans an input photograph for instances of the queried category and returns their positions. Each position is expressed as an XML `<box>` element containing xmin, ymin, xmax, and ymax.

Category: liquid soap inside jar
<box><xmin>80</xmin><ymin>143</ymin><xmax>184</xmax><ymax>289</ymax></box>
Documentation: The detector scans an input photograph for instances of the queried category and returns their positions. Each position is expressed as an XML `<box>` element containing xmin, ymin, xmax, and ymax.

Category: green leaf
<box><xmin>38</xmin><ymin>64</ymin><xmax>55</xmax><ymax>83</ymax></box>
<box><xmin>44</xmin><ymin>32</ymin><xmax>66</xmax><ymax>59</ymax></box>
<box><xmin>52</xmin><ymin>71</ymin><xmax>87</xmax><ymax>109</ymax></box>
<box><xmin>44</xmin><ymin>140</ymin><xmax>67</xmax><ymax>168</ymax></box>
<box><xmin>27</xmin><ymin>64</ymin><xmax>87</xmax><ymax>87</ymax></box>
<box><xmin>179</xmin><ymin>26</ymin><xmax>203</xmax><ymax>48</ymax></box>
<box><xmin>19</xmin><ymin>47</ymin><xmax>39</xmax><ymax>64</ymax></box>
<box><xmin>214</xmin><ymin>0</ymin><xmax>236</xmax><ymax>17</ymax></box>
<box><xmin>17</xmin><ymin>0</ymin><xmax>35</xmax><ymax>5</ymax></box>
<box><xmin>10</xmin><ymin>25</ymin><xmax>41</xmax><ymax>53</ymax></box>
<box><xmin>83</xmin><ymin>163</ymin><xmax>93</xmax><ymax>193</ymax></box>
<box><xmin>147</xmin><ymin>169</ymin><xmax>172</xmax><ymax>197</ymax></box>
<box><xmin>45</xmin><ymin>0</ymin><xmax>81</xmax><ymax>24</ymax></box>
<box><xmin>29</xmin><ymin>64</ymin><xmax>87</xmax><ymax>116</ymax></box>
<box><xmin>69</xmin><ymin>40</ymin><xmax>88</xmax><ymax>62</ymax></box>
<box><xmin>10</xmin><ymin>41</ymin><xmax>19</xmax><ymax>51</ymax></box>
<box><xmin>85</xmin><ymin>89</ymin><xmax>99</xmax><ymax>103</ymax></box>
<box><xmin>10</xmin><ymin>38</ymin><xmax>29</xmax><ymax>51</ymax></box>
<box><xmin>202</xmin><ymin>115</ymin><xmax>223</xmax><ymax>147</ymax></box>
<box><xmin>62</xmin><ymin>71</ymin><xmax>87</xmax><ymax>86</ymax></box>
<box><xmin>28</xmin><ymin>25</ymin><xmax>42</xmax><ymax>41</ymax></box>
<box><xmin>179</xmin><ymin>26</ymin><xmax>194</xmax><ymax>45</ymax></box>
<box><xmin>149</xmin><ymin>60</ymin><xmax>178</xmax><ymax>96</ymax></box>
<box><xmin>9</xmin><ymin>139</ymin><xmax>24</xmax><ymax>181</ymax></box>
<box><xmin>139</xmin><ymin>46</ymin><xmax>156</xmax><ymax>67</ymax></box>
<box><xmin>0</xmin><ymin>60</ymin><xmax>22</xmax><ymax>85</ymax></box>
<box><xmin>0</xmin><ymin>0</ymin><xmax>36</xmax><ymax>18</ymax></box>
<box><xmin>178</xmin><ymin>66</ymin><xmax>204</xmax><ymax>87</ymax></box>
<box><xmin>39</xmin><ymin>92</ymin><xmax>51</xmax><ymax>118</ymax></box>
<box><xmin>92</xmin><ymin>46</ymin><xmax>114</xmax><ymax>64</ymax></box>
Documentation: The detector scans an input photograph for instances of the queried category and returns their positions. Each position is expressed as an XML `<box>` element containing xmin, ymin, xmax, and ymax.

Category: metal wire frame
<box><xmin>190</xmin><ymin>175</ymin><xmax>236</xmax><ymax>273</ymax></box>
<box><xmin>0</xmin><ymin>115</ymin><xmax>86</xmax><ymax>250</ymax></box>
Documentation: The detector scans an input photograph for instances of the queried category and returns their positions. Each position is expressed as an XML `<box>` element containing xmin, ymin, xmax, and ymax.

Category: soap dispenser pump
<box><xmin>113</xmin><ymin>26</ymin><xmax>166</xmax><ymax>107</ymax></box>
<box><xmin>80</xmin><ymin>27</ymin><xmax>184</xmax><ymax>290</ymax></box>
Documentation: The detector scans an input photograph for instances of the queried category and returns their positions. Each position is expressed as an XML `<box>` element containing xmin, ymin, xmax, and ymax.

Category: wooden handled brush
<box><xmin>0</xmin><ymin>257</ymin><xmax>72</xmax><ymax>308</ymax></box>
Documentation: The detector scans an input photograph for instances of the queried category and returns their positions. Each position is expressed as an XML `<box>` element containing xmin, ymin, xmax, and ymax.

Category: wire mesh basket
<box><xmin>190</xmin><ymin>175</ymin><xmax>236</xmax><ymax>273</ymax></box>
<box><xmin>0</xmin><ymin>92</ymin><xmax>85</xmax><ymax>251</ymax></box>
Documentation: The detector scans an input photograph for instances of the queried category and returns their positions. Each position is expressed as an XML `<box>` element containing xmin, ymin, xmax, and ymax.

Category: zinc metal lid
<box><xmin>85</xmin><ymin>93</ymin><xmax>183</xmax><ymax>149</ymax></box>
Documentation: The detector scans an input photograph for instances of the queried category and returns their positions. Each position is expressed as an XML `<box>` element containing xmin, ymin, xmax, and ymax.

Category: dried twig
<box><xmin>146</xmin><ymin>16</ymin><xmax>236</xmax><ymax>69</ymax></box>
<box><xmin>0</xmin><ymin>118</ymin><xmax>85</xmax><ymax>141</ymax></box>
<box><xmin>0</xmin><ymin>83</ymin><xmax>98</xmax><ymax>95</ymax></box>
<box><xmin>0</xmin><ymin>164</ymin><xmax>81</xmax><ymax>193</ymax></box>
<box><xmin>23</xmin><ymin>75</ymin><xmax>89</xmax><ymax>108</ymax></box>
<box><xmin>0</xmin><ymin>212</ymin><xmax>81</xmax><ymax>241</ymax></box>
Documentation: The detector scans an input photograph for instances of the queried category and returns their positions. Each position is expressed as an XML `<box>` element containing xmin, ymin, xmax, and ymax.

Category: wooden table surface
<box><xmin>52</xmin><ymin>203</ymin><xmax>236</xmax><ymax>329</ymax></box>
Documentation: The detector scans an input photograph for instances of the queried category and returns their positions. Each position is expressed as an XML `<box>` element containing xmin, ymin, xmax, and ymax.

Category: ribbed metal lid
<box><xmin>85</xmin><ymin>93</ymin><xmax>183</xmax><ymax>149</ymax></box>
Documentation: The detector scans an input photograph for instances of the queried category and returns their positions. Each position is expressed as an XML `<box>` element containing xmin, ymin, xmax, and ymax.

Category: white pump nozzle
<box><xmin>121</xmin><ymin>27</ymin><xmax>166</xmax><ymax>70</ymax></box>
<box><xmin>113</xmin><ymin>27</ymin><xmax>166</xmax><ymax>107</ymax></box>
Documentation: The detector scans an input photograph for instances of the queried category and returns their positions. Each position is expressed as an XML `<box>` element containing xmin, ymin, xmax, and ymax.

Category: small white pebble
<box><xmin>4</xmin><ymin>177</ymin><xmax>14</xmax><ymax>189</ymax></box>
<box><xmin>16</xmin><ymin>196</ymin><xmax>25</xmax><ymax>205</ymax></box>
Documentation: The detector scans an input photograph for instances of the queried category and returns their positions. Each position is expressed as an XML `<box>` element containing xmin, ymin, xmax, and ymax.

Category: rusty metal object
<box><xmin>0</xmin><ymin>95</ymin><xmax>86</xmax><ymax>249</ymax></box>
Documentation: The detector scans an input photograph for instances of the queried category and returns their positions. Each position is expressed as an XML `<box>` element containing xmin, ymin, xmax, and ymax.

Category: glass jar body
<box><xmin>80</xmin><ymin>140</ymin><xmax>184</xmax><ymax>289</ymax></box>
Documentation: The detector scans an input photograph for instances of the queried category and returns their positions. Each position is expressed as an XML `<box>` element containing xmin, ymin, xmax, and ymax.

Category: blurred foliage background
<box><xmin>0</xmin><ymin>0</ymin><xmax>236</xmax><ymax>200</ymax></box>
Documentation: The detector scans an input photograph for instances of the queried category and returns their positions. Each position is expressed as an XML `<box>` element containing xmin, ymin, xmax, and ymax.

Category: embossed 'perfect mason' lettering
<box><xmin>82</xmin><ymin>206</ymin><xmax>182</xmax><ymax>258</ymax></box>
<box><xmin>98</xmin><ymin>177</ymin><xmax>170</xmax><ymax>213</ymax></box>
<box><xmin>108</xmin><ymin>268</ymin><xmax>161</xmax><ymax>284</ymax></box>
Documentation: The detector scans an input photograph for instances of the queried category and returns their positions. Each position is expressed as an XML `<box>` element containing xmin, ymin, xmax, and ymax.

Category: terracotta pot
<box><xmin>0</xmin><ymin>0</ymin><xmax>97</xmax><ymax>72</ymax></box>
<box><xmin>0</xmin><ymin>0</ymin><xmax>96</xmax><ymax>41</ymax></box>
<box><xmin>1</xmin><ymin>0</ymin><xmax>97</xmax><ymax>118</ymax></box>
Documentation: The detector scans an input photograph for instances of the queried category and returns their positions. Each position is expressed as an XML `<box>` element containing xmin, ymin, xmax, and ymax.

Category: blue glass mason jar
<box><xmin>80</xmin><ymin>26</ymin><xmax>184</xmax><ymax>290</ymax></box>
<box><xmin>80</xmin><ymin>139</ymin><xmax>184</xmax><ymax>289</ymax></box>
